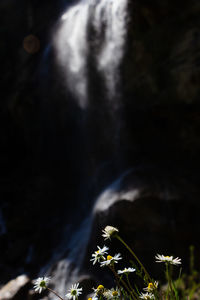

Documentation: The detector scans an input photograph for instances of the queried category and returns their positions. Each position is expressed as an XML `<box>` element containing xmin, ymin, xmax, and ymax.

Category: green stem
<box><xmin>47</xmin><ymin>287</ymin><xmax>65</xmax><ymax>300</ymax></box>
<box><xmin>109</xmin><ymin>266</ymin><xmax>137</xmax><ymax>300</ymax></box>
<box><xmin>166</xmin><ymin>263</ymin><xmax>174</xmax><ymax>298</ymax></box>
<box><xmin>116</xmin><ymin>235</ymin><xmax>151</xmax><ymax>283</ymax></box>
<box><xmin>110</xmin><ymin>266</ymin><xmax>123</xmax><ymax>300</ymax></box>
<box><xmin>126</xmin><ymin>274</ymin><xmax>139</xmax><ymax>299</ymax></box>
<box><xmin>165</xmin><ymin>263</ymin><xmax>170</xmax><ymax>298</ymax></box>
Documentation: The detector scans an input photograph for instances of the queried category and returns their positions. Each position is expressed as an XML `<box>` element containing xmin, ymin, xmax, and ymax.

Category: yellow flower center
<box><xmin>88</xmin><ymin>298</ymin><xmax>92</xmax><ymax>300</ymax></box>
<box><xmin>112</xmin><ymin>291</ymin><xmax>118</xmax><ymax>296</ymax></box>
<box><xmin>165</xmin><ymin>256</ymin><xmax>170</xmax><ymax>258</ymax></box>
<box><xmin>107</xmin><ymin>255</ymin><xmax>113</xmax><ymax>260</ymax></box>
<box><xmin>148</xmin><ymin>283</ymin><xmax>153</xmax><ymax>290</ymax></box>
<box><xmin>96</xmin><ymin>250</ymin><xmax>100</xmax><ymax>254</ymax></box>
<box><xmin>97</xmin><ymin>285</ymin><xmax>104</xmax><ymax>290</ymax></box>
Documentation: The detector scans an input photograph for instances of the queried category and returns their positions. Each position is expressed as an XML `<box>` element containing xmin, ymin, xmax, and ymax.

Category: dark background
<box><xmin>1</xmin><ymin>0</ymin><xmax>200</xmax><ymax>286</ymax></box>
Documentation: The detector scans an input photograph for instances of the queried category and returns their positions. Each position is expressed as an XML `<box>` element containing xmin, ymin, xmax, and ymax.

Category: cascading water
<box><xmin>43</xmin><ymin>0</ymin><xmax>129</xmax><ymax>298</ymax></box>
<box><xmin>54</xmin><ymin>0</ymin><xmax>128</xmax><ymax>108</ymax></box>
<box><xmin>40</xmin><ymin>218</ymin><xmax>93</xmax><ymax>300</ymax></box>
<box><xmin>93</xmin><ymin>0</ymin><xmax>128</xmax><ymax>99</ymax></box>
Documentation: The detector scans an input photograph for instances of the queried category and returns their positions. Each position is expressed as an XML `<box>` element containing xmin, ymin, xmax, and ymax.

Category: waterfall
<box><xmin>94</xmin><ymin>169</ymin><xmax>138</xmax><ymax>212</ymax></box>
<box><xmin>93</xmin><ymin>0</ymin><xmax>128</xmax><ymax>99</ymax></box>
<box><xmin>40</xmin><ymin>218</ymin><xmax>93</xmax><ymax>300</ymax></box>
<box><xmin>41</xmin><ymin>0</ymin><xmax>129</xmax><ymax>298</ymax></box>
<box><xmin>54</xmin><ymin>0</ymin><xmax>128</xmax><ymax>108</ymax></box>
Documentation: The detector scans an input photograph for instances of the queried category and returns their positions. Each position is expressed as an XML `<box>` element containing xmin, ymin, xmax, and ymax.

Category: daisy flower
<box><xmin>103</xmin><ymin>288</ymin><xmax>120</xmax><ymax>299</ymax></box>
<box><xmin>139</xmin><ymin>292</ymin><xmax>155</xmax><ymax>299</ymax></box>
<box><xmin>33</xmin><ymin>276</ymin><xmax>51</xmax><ymax>293</ymax></box>
<box><xmin>93</xmin><ymin>285</ymin><xmax>105</xmax><ymax>295</ymax></box>
<box><xmin>117</xmin><ymin>267</ymin><xmax>136</xmax><ymax>275</ymax></box>
<box><xmin>88</xmin><ymin>297</ymin><xmax>99</xmax><ymax>300</ymax></box>
<box><xmin>143</xmin><ymin>281</ymin><xmax>158</xmax><ymax>292</ymax></box>
<box><xmin>66</xmin><ymin>283</ymin><xmax>82</xmax><ymax>300</ymax></box>
<box><xmin>155</xmin><ymin>254</ymin><xmax>181</xmax><ymax>265</ymax></box>
<box><xmin>102</xmin><ymin>226</ymin><xmax>119</xmax><ymax>240</ymax></box>
<box><xmin>100</xmin><ymin>254</ymin><xmax>122</xmax><ymax>267</ymax></box>
<box><xmin>90</xmin><ymin>245</ymin><xmax>109</xmax><ymax>265</ymax></box>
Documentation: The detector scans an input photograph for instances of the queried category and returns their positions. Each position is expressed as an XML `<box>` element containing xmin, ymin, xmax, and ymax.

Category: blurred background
<box><xmin>1</xmin><ymin>0</ymin><xmax>200</xmax><ymax>299</ymax></box>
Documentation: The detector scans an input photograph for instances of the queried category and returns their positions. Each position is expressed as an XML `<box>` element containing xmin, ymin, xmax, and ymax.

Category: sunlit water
<box><xmin>42</xmin><ymin>170</ymin><xmax>134</xmax><ymax>299</ymax></box>
<box><xmin>54</xmin><ymin>0</ymin><xmax>128</xmax><ymax>108</ymax></box>
<box><xmin>44</xmin><ymin>0</ymin><xmax>129</xmax><ymax>297</ymax></box>
<box><xmin>94</xmin><ymin>169</ymin><xmax>138</xmax><ymax>212</ymax></box>
<box><xmin>40</xmin><ymin>218</ymin><xmax>93</xmax><ymax>300</ymax></box>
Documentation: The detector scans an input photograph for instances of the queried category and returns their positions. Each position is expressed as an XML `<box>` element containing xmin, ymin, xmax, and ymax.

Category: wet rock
<box><xmin>0</xmin><ymin>275</ymin><xmax>31</xmax><ymax>300</ymax></box>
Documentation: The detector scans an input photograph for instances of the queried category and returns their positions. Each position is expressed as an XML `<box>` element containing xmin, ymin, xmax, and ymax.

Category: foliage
<box><xmin>33</xmin><ymin>226</ymin><xmax>200</xmax><ymax>300</ymax></box>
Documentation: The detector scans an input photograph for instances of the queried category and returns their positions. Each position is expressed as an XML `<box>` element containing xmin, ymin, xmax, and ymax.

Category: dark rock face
<box><xmin>120</xmin><ymin>0</ymin><xmax>200</xmax><ymax>168</ymax></box>
<box><xmin>1</xmin><ymin>0</ymin><xmax>200</xmax><ymax>290</ymax></box>
<box><xmin>81</xmin><ymin>167</ymin><xmax>200</xmax><ymax>281</ymax></box>
<box><xmin>0</xmin><ymin>0</ymin><xmax>88</xmax><ymax>283</ymax></box>
<box><xmin>124</xmin><ymin>0</ymin><xmax>200</xmax><ymax>105</ymax></box>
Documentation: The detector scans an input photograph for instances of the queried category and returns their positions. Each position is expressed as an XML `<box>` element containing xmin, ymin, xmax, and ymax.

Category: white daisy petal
<box><xmin>139</xmin><ymin>292</ymin><xmax>155</xmax><ymax>299</ymax></box>
<box><xmin>117</xmin><ymin>267</ymin><xmax>136</xmax><ymax>275</ymax></box>
<box><xmin>100</xmin><ymin>253</ymin><xmax>122</xmax><ymax>267</ymax></box>
<box><xmin>102</xmin><ymin>226</ymin><xmax>119</xmax><ymax>240</ymax></box>
<box><xmin>33</xmin><ymin>276</ymin><xmax>51</xmax><ymax>294</ymax></box>
<box><xmin>90</xmin><ymin>245</ymin><xmax>109</xmax><ymax>265</ymax></box>
<box><xmin>66</xmin><ymin>283</ymin><xmax>82</xmax><ymax>299</ymax></box>
<box><xmin>103</xmin><ymin>288</ymin><xmax>120</xmax><ymax>299</ymax></box>
<box><xmin>155</xmin><ymin>254</ymin><xmax>181</xmax><ymax>265</ymax></box>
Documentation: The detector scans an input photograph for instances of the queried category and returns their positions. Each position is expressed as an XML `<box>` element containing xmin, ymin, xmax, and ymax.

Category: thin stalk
<box><xmin>116</xmin><ymin>235</ymin><xmax>151</xmax><ymax>283</ymax></box>
<box><xmin>109</xmin><ymin>266</ymin><xmax>138</xmax><ymax>300</ymax></box>
<box><xmin>126</xmin><ymin>274</ymin><xmax>139</xmax><ymax>299</ymax></box>
<box><xmin>166</xmin><ymin>263</ymin><xmax>174</xmax><ymax>298</ymax></box>
<box><xmin>47</xmin><ymin>287</ymin><xmax>65</xmax><ymax>300</ymax></box>
<box><xmin>110</xmin><ymin>266</ymin><xmax>123</xmax><ymax>300</ymax></box>
<box><xmin>153</xmin><ymin>288</ymin><xmax>160</xmax><ymax>300</ymax></box>
<box><xmin>165</xmin><ymin>264</ymin><xmax>170</xmax><ymax>299</ymax></box>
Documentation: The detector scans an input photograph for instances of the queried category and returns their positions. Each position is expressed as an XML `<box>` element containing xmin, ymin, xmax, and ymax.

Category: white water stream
<box><xmin>40</xmin><ymin>217</ymin><xmax>93</xmax><ymax>300</ymax></box>
<box><xmin>54</xmin><ymin>0</ymin><xmax>128</xmax><ymax>108</ymax></box>
<box><xmin>44</xmin><ymin>0</ymin><xmax>129</xmax><ymax>297</ymax></box>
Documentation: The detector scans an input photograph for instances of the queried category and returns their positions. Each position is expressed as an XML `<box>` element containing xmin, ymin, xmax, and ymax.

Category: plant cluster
<box><xmin>33</xmin><ymin>226</ymin><xmax>199</xmax><ymax>300</ymax></box>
